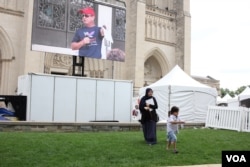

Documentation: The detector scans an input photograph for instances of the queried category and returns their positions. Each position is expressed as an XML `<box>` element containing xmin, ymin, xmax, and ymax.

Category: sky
<box><xmin>190</xmin><ymin>0</ymin><xmax>250</xmax><ymax>91</ymax></box>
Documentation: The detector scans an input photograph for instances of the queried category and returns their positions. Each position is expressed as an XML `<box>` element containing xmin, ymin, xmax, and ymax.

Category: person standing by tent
<box><xmin>139</xmin><ymin>88</ymin><xmax>158</xmax><ymax>145</ymax></box>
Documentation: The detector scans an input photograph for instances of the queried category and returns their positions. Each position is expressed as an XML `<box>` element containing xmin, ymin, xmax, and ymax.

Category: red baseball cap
<box><xmin>79</xmin><ymin>7</ymin><xmax>95</xmax><ymax>16</ymax></box>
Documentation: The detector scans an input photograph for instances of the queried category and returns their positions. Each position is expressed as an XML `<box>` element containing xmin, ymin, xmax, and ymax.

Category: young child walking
<box><xmin>166</xmin><ymin>106</ymin><xmax>185</xmax><ymax>153</ymax></box>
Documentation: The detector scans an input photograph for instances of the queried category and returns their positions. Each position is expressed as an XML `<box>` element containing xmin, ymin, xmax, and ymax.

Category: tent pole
<box><xmin>168</xmin><ymin>85</ymin><xmax>171</xmax><ymax>111</ymax></box>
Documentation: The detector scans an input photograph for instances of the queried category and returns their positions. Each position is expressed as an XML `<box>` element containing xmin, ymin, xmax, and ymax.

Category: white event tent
<box><xmin>227</xmin><ymin>95</ymin><xmax>239</xmax><ymax>107</ymax></box>
<box><xmin>222</xmin><ymin>94</ymin><xmax>232</xmax><ymax>101</ymax></box>
<box><xmin>238</xmin><ymin>87</ymin><xmax>250</xmax><ymax>101</ymax></box>
<box><xmin>238</xmin><ymin>87</ymin><xmax>250</xmax><ymax>107</ymax></box>
<box><xmin>139</xmin><ymin>65</ymin><xmax>218</xmax><ymax>123</ymax></box>
<box><xmin>216</xmin><ymin>96</ymin><xmax>223</xmax><ymax>105</ymax></box>
<box><xmin>217</xmin><ymin>93</ymin><xmax>232</xmax><ymax>105</ymax></box>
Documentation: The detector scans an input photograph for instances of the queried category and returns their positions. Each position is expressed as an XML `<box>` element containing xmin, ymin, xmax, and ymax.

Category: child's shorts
<box><xmin>167</xmin><ymin>131</ymin><xmax>177</xmax><ymax>142</ymax></box>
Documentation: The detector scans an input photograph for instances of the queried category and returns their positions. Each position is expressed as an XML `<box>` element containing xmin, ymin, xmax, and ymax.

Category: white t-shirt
<box><xmin>167</xmin><ymin>115</ymin><xmax>180</xmax><ymax>133</ymax></box>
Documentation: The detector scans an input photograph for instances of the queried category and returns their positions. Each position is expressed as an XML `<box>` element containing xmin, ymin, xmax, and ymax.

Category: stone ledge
<box><xmin>0</xmin><ymin>7</ymin><xmax>24</xmax><ymax>17</ymax></box>
<box><xmin>0</xmin><ymin>121</ymin><xmax>205</xmax><ymax>132</ymax></box>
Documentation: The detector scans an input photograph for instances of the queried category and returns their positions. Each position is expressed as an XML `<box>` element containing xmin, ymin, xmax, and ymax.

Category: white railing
<box><xmin>241</xmin><ymin>108</ymin><xmax>250</xmax><ymax>132</ymax></box>
<box><xmin>206</xmin><ymin>106</ymin><xmax>250</xmax><ymax>132</ymax></box>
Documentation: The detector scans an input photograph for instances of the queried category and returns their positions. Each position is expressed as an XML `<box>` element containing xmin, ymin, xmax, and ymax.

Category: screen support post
<box><xmin>72</xmin><ymin>56</ymin><xmax>85</xmax><ymax>77</ymax></box>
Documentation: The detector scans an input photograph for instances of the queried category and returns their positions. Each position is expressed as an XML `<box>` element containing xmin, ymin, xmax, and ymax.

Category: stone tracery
<box><xmin>145</xmin><ymin>5</ymin><xmax>176</xmax><ymax>45</ymax></box>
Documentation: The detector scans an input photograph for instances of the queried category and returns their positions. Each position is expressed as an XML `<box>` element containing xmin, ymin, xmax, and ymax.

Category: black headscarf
<box><xmin>139</xmin><ymin>87</ymin><xmax>158</xmax><ymax>123</ymax></box>
<box><xmin>139</xmin><ymin>88</ymin><xmax>154</xmax><ymax>112</ymax></box>
<box><xmin>144</xmin><ymin>88</ymin><xmax>153</xmax><ymax>100</ymax></box>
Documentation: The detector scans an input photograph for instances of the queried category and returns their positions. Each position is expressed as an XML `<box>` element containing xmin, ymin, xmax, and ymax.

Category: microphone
<box><xmin>84</xmin><ymin>34</ymin><xmax>90</xmax><ymax>48</ymax></box>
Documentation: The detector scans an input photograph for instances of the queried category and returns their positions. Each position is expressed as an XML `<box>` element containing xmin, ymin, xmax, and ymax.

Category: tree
<box><xmin>220</xmin><ymin>88</ymin><xmax>235</xmax><ymax>98</ymax></box>
<box><xmin>220</xmin><ymin>85</ymin><xmax>250</xmax><ymax>97</ymax></box>
<box><xmin>235</xmin><ymin>86</ymin><xmax>250</xmax><ymax>95</ymax></box>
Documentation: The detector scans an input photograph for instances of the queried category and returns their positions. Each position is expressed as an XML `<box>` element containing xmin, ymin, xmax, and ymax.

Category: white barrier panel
<box><xmin>18</xmin><ymin>73</ymin><xmax>133</xmax><ymax>123</ymax></box>
<box><xmin>29</xmin><ymin>75</ymin><xmax>54</xmax><ymax>122</ymax></box>
<box><xmin>53</xmin><ymin>77</ymin><xmax>77</xmax><ymax>122</ymax></box>
<box><xmin>242</xmin><ymin>108</ymin><xmax>250</xmax><ymax>132</ymax></box>
<box><xmin>206</xmin><ymin>106</ymin><xmax>250</xmax><ymax>132</ymax></box>
<box><xmin>206</xmin><ymin>106</ymin><xmax>242</xmax><ymax>131</ymax></box>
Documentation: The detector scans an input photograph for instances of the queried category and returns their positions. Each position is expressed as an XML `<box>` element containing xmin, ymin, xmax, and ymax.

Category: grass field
<box><xmin>0</xmin><ymin>128</ymin><xmax>250</xmax><ymax>167</ymax></box>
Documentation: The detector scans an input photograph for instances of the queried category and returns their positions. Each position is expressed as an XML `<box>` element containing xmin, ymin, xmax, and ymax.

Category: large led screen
<box><xmin>31</xmin><ymin>0</ymin><xmax>126</xmax><ymax>62</ymax></box>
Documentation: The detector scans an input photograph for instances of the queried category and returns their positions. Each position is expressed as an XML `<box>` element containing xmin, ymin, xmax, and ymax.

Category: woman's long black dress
<box><xmin>139</xmin><ymin>91</ymin><xmax>158</xmax><ymax>145</ymax></box>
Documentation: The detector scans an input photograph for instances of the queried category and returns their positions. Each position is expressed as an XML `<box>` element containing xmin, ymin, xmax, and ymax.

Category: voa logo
<box><xmin>226</xmin><ymin>155</ymin><xmax>247</xmax><ymax>163</ymax></box>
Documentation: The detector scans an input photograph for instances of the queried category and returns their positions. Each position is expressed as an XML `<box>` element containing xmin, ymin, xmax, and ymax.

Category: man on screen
<box><xmin>71</xmin><ymin>7</ymin><xmax>104</xmax><ymax>59</ymax></box>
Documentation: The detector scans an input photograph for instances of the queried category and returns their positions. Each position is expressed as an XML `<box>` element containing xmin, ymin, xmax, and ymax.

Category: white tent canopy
<box><xmin>238</xmin><ymin>87</ymin><xmax>250</xmax><ymax>101</ymax></box>
<box><xmin>139</xmin><ymin>65</ymin><xmax>217</xmax><ymax>123</ymax></box>
<box><xmin>216</xmin><ymin>96</ymin><xmax>222</xmax><ymax>104</ymax></box>
<box><xmin>222</xmin><ymin>94</ymin><xmax>232</xmax><ymax>101</ymax></box>
<box><xmin>217</xmin><ymin>94</ymin><xmax>232</xmax><ymax>104</ymax></box>
<box><xmin>227</xmin><ymin>95</ymin><xmax>239</xmax><ymax>107</ymax></box>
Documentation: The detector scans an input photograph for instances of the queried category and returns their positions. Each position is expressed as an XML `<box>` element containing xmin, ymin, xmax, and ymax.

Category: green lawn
<box><xmin>0</xmin><ymin>129</ymin><xmax>250</xmax><ymax>167</ymax></box>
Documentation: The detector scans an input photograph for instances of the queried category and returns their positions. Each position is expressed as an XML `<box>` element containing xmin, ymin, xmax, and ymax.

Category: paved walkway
<box><xmin>168</xmin><ymin>164</ymin><xmax>220</xmax><ymax>167</ymax></box>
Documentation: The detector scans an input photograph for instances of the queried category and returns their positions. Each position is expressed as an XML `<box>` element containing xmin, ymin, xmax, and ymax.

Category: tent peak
<box><xmin>149</xmin><ymin>65</ymin><xmax>210</xmax><ymax>88</ymax></box>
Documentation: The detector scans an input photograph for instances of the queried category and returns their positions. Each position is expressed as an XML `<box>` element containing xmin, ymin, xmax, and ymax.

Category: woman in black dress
<box><xmin>139</xmin><ymin>88</ymin><xmax>158</xmax><ymax>145</ymax></box>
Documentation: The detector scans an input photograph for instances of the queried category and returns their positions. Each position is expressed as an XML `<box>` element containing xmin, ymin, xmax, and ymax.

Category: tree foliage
<box><xmin>220</xmin><ymin>85</ymin><xmax>250</xmax><ymax>98</ymax></box>
<box><xmin>220</xmin><ymin>88</ymin><xmax>235</xmax><ymax>98</ymax></box>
